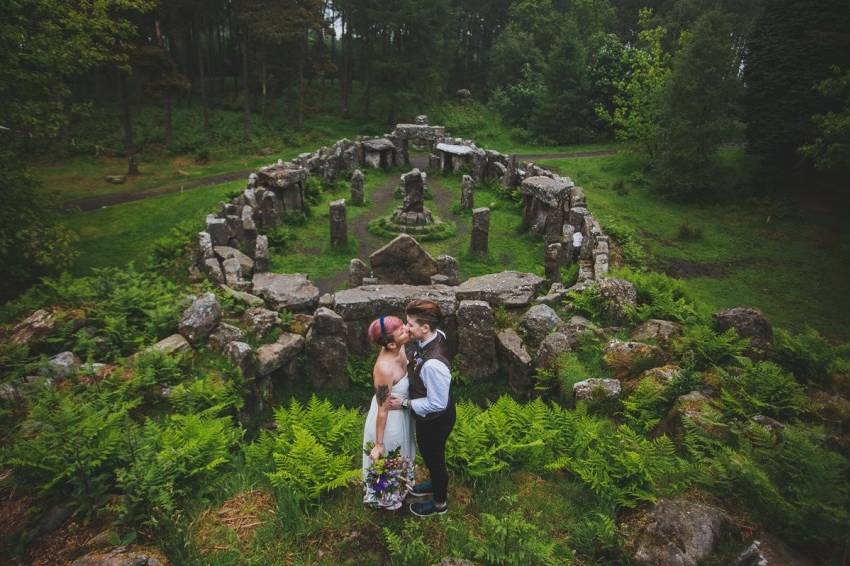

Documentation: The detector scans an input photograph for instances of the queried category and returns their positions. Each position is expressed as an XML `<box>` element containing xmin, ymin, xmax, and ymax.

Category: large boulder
<box><xmin>519</xmin><ymin>304</ymin><xmax>563</xmax><ymax>350</ymax></box>
<box><xmin>333</xmin><ymin>284</ymin><xmax>458</xmax><ymax>321</ymax></box>
<box><xmin>534</xmin><ymin>331</ymin><xmax>577</xmax><ymax>369</ymax></box>
<box><xmin>625</xmin><ymin>497</ymin><xmax>731</xmax><ymax>566</ymax></box>
<box><xmin>456</xmin><ymin>300</ymin><xmax>497</xmax><ymax>381</ymax></box>
<box><xmin>225</xmin><ymin>341</ymin><xmax>256</xmax><ymax>378</ymax></box>
<box><xmin>631</xmin><ymin>319</ymin><xmax>683</xmax><ymax>344</ymax></box>
<box><xmin>602</xmin><ymin>339</ymin><xmax>664</xmax><ymax>380</ymax></box>
<box><xmin>71</xmin><ymin>546</ymin><xmax>168</xmax><ymax>566</ymax></box>
<box><xmin>456</xmin><ymin>271</ymin><xmax>547</xmax><ymax>308</ymax></box>
<box><xmin>11</xmin><ymin>309</ymin><xmax>57</xmax><ymax>345</ymax></box>
<box><xmin>305</xmin><ymin>309</ymin><xmax>348</xmax><ymax>389</ymax></box>
<box><xmin>242</xmin><ymin>306</ymin><xmax>281</xmax><ymax>338</ymax></box>
<box><xmin>656</xmin><ymin>390</ymin><xmax>725</xmax><ymax>440</ymax></box>
<box><xmin>256</xmin><ymin>332</ymin><xmax>304</xmax><ymax>377</ymax></box>
<box><xmin>597</xmin><ymin>278</ymin><xmax>637</xmax><ymax>325</ymax></box>
<box><xmin>496</xmin><ymin>328</ymin><xmax>532</xmax><ymax>393</ymax></box>
<box><xmin>573</xmin><ymin>378</ymin><xmax>621</xmax><ymax>402</ymax></box>
<box><xmin>45</xmin><ymin>351</ymin><xmax>82</xmax><ymax>378</ymax></box>
<box><xmin>214</xmin><ymin>246</ymin><xmax>254</xmax><ymax>276</ymax></box>
<box><xmin>252</xmin><ymin>273</ymin><xmax>319</xmax><ymax>312</ymax></box>
<box><xmin>178</xmin><ymin>292</ymin><xmax>221</xmax><ymax>345</ymax></box>
<box><xmin>208</xmin><ymin>322</ymin><xmax>246</xmax><ymax>352</ymax></box>
<box><xmin>369</xmin><ymin>234</ymin><xmax>438</xmax><ymax>285</ymax></box>
<box><xmin>712</xmin><ymin>307</ymin><xmax>773</xmax><ymax>350</ymax></box>
<box><xmin>148</xmin><ymin>334</ymin><xmax>192</xmax><ymax>356</ymax></box>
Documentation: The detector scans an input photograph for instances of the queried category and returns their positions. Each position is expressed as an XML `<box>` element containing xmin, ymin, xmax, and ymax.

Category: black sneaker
<box><xmin>410</xmin><ymin>500</ymin><xmax>448</xmax><ymax>517</ymax></box>
<box><xmin>409</xmin><ymin>481</ymin><xmax>433</xmax><ymax>497</ymax></box>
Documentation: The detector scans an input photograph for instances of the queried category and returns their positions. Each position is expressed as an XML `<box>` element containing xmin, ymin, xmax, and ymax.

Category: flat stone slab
<box><xmin>256</xmin><ymin>164</ymin><xmax>308</xmax><ymax>189</ymax></box>
<box><xmin>455</xmin><ymin>271</ymin><xmax>547</xmax><ymax>308</ymax></box>
<box><xmin>362</xmin><ymin>137</ymin><xmax>395</xmax><ymax>151</ymax></box>
<box><xmin>435</xmin><ymin>142</ymin><xmax>481</xmax><ymax>156</ymax></box>
<box><xmin>251</xmin><ymin>273</ymin><xmax>319</xmax><ymax>312</ymax></box>
<box><xmin>520</xmin><ymin>176</ymin><xmax>572</xmax><ymax>207</ymax></box>
<box><xmin>333</xmin><ymin>284</ymin><xmax>458</xmax><ymax>320</ymax></box>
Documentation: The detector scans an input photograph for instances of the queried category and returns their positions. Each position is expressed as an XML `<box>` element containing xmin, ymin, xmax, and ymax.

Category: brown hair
<box><xmin>405</xmin><ymin>299</ymin><xmax>442</xmax><ymax>330</ymax></box>
<box><xmin>367</xmin><ymin>315</ymin><xmax>404</xmax><ymax>347</ymax></box>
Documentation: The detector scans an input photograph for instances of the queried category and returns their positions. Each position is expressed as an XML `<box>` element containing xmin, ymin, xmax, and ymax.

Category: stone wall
<box><xmin>186</xmin><ymin>115</ymin><xmax>613</xmax><ymax>394</ymax></box>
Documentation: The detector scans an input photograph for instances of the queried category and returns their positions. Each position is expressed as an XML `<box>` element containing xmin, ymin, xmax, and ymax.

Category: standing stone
<box><xmin>545</xmin><ymin>243</ymin><xmax>562</xmax><ymax>283</ymax></box>
<box><xmin>460</xmin><ymin>174</ymin><xmax>474</xmax><ymax>210</ymax></box>
<box><xmin>178</xmin><ymin>292</ymin><xmax>222</xmax><ymax>345</ymax></box>
<box><xmin>198</xmin><ymin>231</ymin><xmax>214</xmax><ymax>260</ymax></box>
<box><xmin>428</xmin><ymin>153</ymin><xmax>441</xmax><ymax>171</ymax></box>
<box><xmin>329</xmin><ymin>199</ymin><xmax>348</xmax><ymax>248</ymax></box>
<box><xmin>305</xmin><ymin>308</ymin><xmax>349</xmax><ymax>389</ymax></box>
<box><xmin>471</xmin><ymin>207</ymin><xmax>490</xmax><ymax>255</ymax></box>
<box><xmin>456</xmin><ymin>301</ymin><xmax>498</xmax><ymax>381</ymax></box>
<box><xmin>497</xmin><ymin>328</ymin><xmax>532</xmax><ymax>393</ymax></box>
<box><xmin>436</xmin><ymin>255</ymin><xmax>460</xmax><ymax>285</ymax></box>
<box><xmin>561</xmin><ymin>224</ymin><xmax>575</xmax><ymax>265</ymax></box>
<box><xmin>348</xmin><ymin>258</ymin><xmax>370</xmax><ymax>287</ymax></box>
<box><xmin>241</xmin><ymin>205</ymin><xmax>256</xmax><ymax>237</ymax></box>
<box><xmin>206</xmin><ymin>216</ymin><xmax>227</xmax><ymax>246</ymax></box>
<box><xmin>350</xmin><ymin>169</ymin><xmax>365</xmax><ymax>205</ymax></box>
<box><xmin>400</xmin><ymin>168</ymin><xmax>426</xmax><ymax>213</ymax></box>
<box><xmin>254</xmin><ymin>235</ymin><xmax>269</xmax><ymax>273</ymax></box>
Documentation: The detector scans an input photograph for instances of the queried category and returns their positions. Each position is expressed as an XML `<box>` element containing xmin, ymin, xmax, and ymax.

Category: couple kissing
<box><xmin>361</xmin><ymin>299</ymin><xmax>456</xmax><ymax>517</ymax></box>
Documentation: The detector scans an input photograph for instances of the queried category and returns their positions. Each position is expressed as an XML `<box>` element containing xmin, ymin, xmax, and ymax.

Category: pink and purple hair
<box><xmin>367</xmin><ymin>315</ymin><xmax>404</xmax><ymax>347</ymax></box>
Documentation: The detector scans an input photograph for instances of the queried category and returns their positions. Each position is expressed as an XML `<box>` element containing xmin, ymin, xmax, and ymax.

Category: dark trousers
<box><xmin>415</xmin><ymin>403</ymin><xmax>456</xmax><ymax>504</ymax></box>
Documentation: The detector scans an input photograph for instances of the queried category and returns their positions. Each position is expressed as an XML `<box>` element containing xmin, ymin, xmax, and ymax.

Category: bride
<box><xmin>362</xmin><ymin>315</ymin><xmax>416</xmax><ymax>508</ymax></box>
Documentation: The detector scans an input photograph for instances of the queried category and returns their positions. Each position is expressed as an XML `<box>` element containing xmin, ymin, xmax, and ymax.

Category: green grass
<box><xmin>63</xmin><ymin>180</ymin><xmax>242</xmax><ymax>275</ymax></box>
<box><xmin>538</xmin><ymin>150</ymin><xmax>850</xmax><ymax>340</ymax></box>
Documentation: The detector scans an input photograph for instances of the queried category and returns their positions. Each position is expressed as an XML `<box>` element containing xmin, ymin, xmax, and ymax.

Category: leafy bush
<box><xmin>463</xmin><ymin>507</ymin><xmax>562</xmax><ymax>565</ymax></box>
<box><xmin>774</xmin><ymin>326</ymin><xmax>850</xmax><ymax>386</ymax></box>
<box><xmin>717</xmin><ymin>362</ymin><xmax>806</xmax><ymax>421</ymax></box>
<box><xmin>617</xmin><ymin>268</ymin><xmax>701</xmax><ymax>323</ymax></box>
<box><xmin>622</xmin><ymin>376</ymin><xmax>668</xmax><ymax>435</ymax></box>
<box><xmin>692</xmin><ymin>423</ymin><xmax>850</xmax><ymax>555</ymax></box>
<box><xmin>674</xmin><ymin>324</ymin><xmax>750</xmax><ymax>369</ymax></box>
<box><xmin>2</xmin><ymin>389</ymin><xmax>137</xmax><ymax>517</ymax></box>
<box><xmin>346</xmin><ymin>354</ymin><xmax>376</xmax><ymax>389</ymax></box>
<box><xmin>116</xmin><ymin>410</ymin><xmax>241</xmax><ymax>529</ymax></box>
<box><xmin>265</xmin><ymin>225</ymin><xmax>297</xmax><ymax>251</ymax></box>
<box><xmin>3</xmin><ymin>266</ymin><xmax>184</xmax><ymax>361</ymax></box>
<box><xmin>150</xmin><ymin>219</ymin><xmax>202</xmax><ymax>277</ymax></box>
<box><xmin>596</xmin><ymin>214</ymin><xmax>647</xmax><ymax>268</ymax></box>
<box><xmin>383</xmin><ymin>519</ymin><xmax>433</xmax><ymax>565</ymax></box>
<box><xmin>243</xmin><ymin>396</ymin><xmax>362</xmax><ymax>501</ymax></box>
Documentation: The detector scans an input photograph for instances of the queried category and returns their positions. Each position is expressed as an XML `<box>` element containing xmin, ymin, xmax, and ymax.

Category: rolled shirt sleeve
<box><xmin>409</xmin><ymin>359</ymin><xmax>451</xmax><ymax>417</ymax></box>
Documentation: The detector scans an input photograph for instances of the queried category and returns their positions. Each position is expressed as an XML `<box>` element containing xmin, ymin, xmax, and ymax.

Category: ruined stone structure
<box><xmin>186</xmin><ymin>115</ymin><xmax>614</xmax><ymax>395</ymax></box>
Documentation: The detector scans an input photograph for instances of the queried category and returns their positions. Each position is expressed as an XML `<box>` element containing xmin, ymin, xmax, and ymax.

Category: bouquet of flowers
<box><xmin>363</xmin><ymin>445</ymin><xmax>413</xmax><ymax>510</ymax></box>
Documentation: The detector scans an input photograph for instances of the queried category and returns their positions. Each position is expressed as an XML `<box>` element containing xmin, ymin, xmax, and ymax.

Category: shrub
<box><xmin>116</xmin><ymin>410</ymin><xmax>241</xmax><ymax>529</ymax></box>
<box><xmin>674</xmin><ymin>324</ymin><xmax>750</xmax><ymax>369</ymax></box>
<box><xmin>346</xmin><ymin>354</ymin><xmax>377</xmax><ymax>389</ymax></box>
<box><xmin>774</xmin><ymin>326</ymin><xmax>850</xmax><ymax>386</ymax></box>
<box><xmin>617</xmin><ymin>267</ymin><xmax>701</xmax><ymax>323</ymax></box>
<box><xmin>717</xmin><ymin>362</ymin><xmax>806</xmax><ymax>421</ymax></box>
<box><xmin>243</xmin><ymin>396</ymin><xmax>362</xmax><ymax>501</ymax></box>
<box><xmin>150</xmin><ymin>219</ymin><xmax>201</xmax><ymax>276</ymax></box>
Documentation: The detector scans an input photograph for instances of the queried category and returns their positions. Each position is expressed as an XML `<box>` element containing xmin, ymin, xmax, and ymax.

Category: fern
<box><xmin>716</xmin><ymin>362</ymin><xmax>806</xmax><ymax>421</ymax></box>
<box><xmin>383</xmin><ymin>519</ymin><xmax>434</xmax><ymax>565</ymax></box>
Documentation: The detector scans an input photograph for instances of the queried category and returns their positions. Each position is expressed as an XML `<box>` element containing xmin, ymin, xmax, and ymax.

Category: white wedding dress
<box><xmin>362</xmin><ymin>374</ymin><xmax>416</xmax><ymax>508</ymax></box>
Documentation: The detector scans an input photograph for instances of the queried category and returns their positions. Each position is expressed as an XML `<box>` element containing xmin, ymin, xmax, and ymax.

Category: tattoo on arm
<box><xmin>376</xmin><ymin>384</ymin><xmax>390</xmax><ymax>406</ymax></box>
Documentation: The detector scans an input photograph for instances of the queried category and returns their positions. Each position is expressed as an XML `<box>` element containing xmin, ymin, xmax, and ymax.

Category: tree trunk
<box><xmin>297</xmin><ymin>26</ymin><xmax>307</xmax><ymax>129</ymax></box>
<box><xmin>196</xmin><ymin>25</ymin><xmax>210</xmax><ymax>141</ymax></box>
<box><xmin>261</xmin><ymin>60</ymin><xmax>267</xmax><ymax>120</ymax></box>
<box><xmin>342</xmin><ymin>11</ymin><xmax>351</xmax><ymax>117</ymax></box>
<box><xmin>163</xmin><ymin>95</ymin><xmax>173</xmax><ymax>147</ymax></box>
<box><xmin>362</xmin><ymin>34</ymin><xmax>371</xmax><ymax>120</ymax></box>
<box><xmin>119</xmin><ymin>71</ymin><xmax>135</xmax><ymax>156</ymax></box>
<box><xmin>242</xmin><ymin>35</ymin><xmax>250</xmax><ymax>142</ymax></box>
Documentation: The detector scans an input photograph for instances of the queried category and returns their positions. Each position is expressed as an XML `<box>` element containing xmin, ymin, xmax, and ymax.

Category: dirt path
<box><xmin>62</xmin><ymin>149</ymin><xmax>617</xmax><ymax>213</ymax></box>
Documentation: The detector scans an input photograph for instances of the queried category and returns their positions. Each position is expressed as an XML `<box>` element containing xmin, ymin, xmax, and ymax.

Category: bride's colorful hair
<box><xmin>367</xmin><ymin>315</ymin><xmax>404</xmax><ymax>347</ymax></box>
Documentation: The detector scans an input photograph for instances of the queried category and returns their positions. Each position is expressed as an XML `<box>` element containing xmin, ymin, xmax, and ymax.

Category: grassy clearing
<box><xmin>62</xmin><ymin>180</ymin><xmax>242</xmax><ymax>275</ymax></box>
<box><xmin>538</xmin><ymin>151</ymin><xmax>850</xmax><ymax>339</ymax></box>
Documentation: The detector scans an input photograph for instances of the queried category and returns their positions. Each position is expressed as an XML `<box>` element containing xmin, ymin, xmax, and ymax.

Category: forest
<box><xmin>1</xmin><ymin>0</ymin><xmax>850</xmax><ymax>564</ymax></box>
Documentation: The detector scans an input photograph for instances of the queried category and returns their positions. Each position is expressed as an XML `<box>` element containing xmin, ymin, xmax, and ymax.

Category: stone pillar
<box><xmin>348</xmin><ymin>258</ymin><xmax>370</xmax><ymax>287</ymax></box>
<box><xmin>350</xmin><ymin>169</ymin><xmax>365</xmax><ymax>206</ymax></box>
<box><xmin>254</xmin><ymin>235</ymin><xmax>269</xmax><ymax>273</ymax></box>
<box><xmin>545</xmin><ymin>243</ymin><xmax>562</xmax><ymax>283</ymax></box>
<box><xmin>457</xmin><ymin>300</ymin><xmax>498</xmax><ymax>381</ymax></box>
<box><xmin>561</xmin><ymin>224</ymin><xmax>575</xmax><ymax>265</ymax></box>
<box><xmin>460</xmin><ymin>174</ymin><xmax>474</xmax><ymax>211</ymax></box>
<box><xmin>206</xmin><ymin>215</ymin><xmax>227</xmax><ymax>246</ymax></box>
<box><xmin>471</xmin><ymin>207</ymin><xmax>490</xmax><ymax>255</ymax></box>
<box><xmin>436</xmin><ymin>255</ymin><xmax>460</xmax><ymax>285</ymax></box>
<box><xmin>329</xmin><ymin>199</ymin><xmax>347</xmax><ymax>248</ymax></box>
<box><xmin>305</xmin><ymin>308</ymin><xmax>349</xmax><ymax>389</ymax></box>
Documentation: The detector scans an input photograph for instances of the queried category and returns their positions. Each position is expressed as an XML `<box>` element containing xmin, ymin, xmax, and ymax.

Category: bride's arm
<box><xmin>370</xmin><ymin>362</ymin><xmax>394</xmax><ymax>461</ymax></box>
